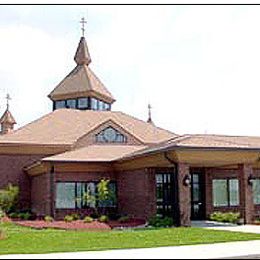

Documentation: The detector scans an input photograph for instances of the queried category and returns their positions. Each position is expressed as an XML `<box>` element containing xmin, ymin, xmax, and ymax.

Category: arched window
<box><xmin>96</xmin><ymin>127</ymin><xmax>127</xmax><ymax>143</ymax></box>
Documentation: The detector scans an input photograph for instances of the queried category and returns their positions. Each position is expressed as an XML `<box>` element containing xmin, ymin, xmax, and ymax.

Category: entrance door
<box><xmin>191</xmin><ymin>170</ymin><xmax>206</xmax><ymax>220</ymax></box>
<box><xmin>156</xmin><ymin>170</ymin><xmax>178</xmax><ymax>223</ymax></box>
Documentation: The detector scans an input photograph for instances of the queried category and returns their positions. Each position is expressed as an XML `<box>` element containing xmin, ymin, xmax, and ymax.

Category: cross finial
<box><xmin>80</xmin><ymin>17</ymin><xmax>87</xmax><ymax>37</ymax></box>
<box><xmin>147</xmin><ymin>103</ymin><xmax>153</xmax><ymax>124</ymax></box>
<box><xmin>5</xmin><ymin>94</ymin><xmax>11</xmax><ymax>110</ymax></box>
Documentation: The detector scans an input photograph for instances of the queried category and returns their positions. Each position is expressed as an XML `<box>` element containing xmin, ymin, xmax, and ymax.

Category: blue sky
<box><xmin>0</xmin><ymin>5</ymin><xmax>260</xmax><ymax>136</ymax></box>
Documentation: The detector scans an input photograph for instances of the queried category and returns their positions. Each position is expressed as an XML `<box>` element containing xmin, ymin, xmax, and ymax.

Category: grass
<box><xmin>0</xmin><ymin>222</ymin><xmax>260</xmax><ymax>255</ymax></box>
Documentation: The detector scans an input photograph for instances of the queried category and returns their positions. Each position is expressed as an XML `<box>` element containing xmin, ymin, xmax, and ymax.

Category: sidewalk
<box><xmin>1</xmin><ymin>240</ymin><xmax>260</xmax><ymax>259</ymax></box>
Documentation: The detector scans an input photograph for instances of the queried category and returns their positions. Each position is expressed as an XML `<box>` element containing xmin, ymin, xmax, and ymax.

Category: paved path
<box><xmin>2</xmin><ymin>240</ymin><xmax>260</xmax><ymax>259</ymax></box>
<box><xmin>192</xmin><ymin>221</ymin><xmax>260</xmax><ymax>234</ymax></box>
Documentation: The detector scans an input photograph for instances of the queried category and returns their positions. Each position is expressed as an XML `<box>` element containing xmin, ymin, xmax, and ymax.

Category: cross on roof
<box><xmin>5</xmin><ymin>94</ymin><xmax>11</xmax><ymax>110</ymax></box>
<box><xmin>148</xmin><ymin>103</ymin><xmax>153</xmax><ymax>124</ymax></box>
<box><xmin>80</xmin><ymin>17</ymin><xmax>87</xmax><ymax>37</ymax></box>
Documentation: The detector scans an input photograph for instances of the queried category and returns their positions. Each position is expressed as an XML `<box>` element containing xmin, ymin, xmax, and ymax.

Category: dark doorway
<box><xmin>156</xmin><ymin>169</ymin><xmax>178</xmax><ymax>223</ymax></box>
<box><xmin>191</xmin><ymin>169</ymin><xmax>206</xmax><ymax>220</ymax></box>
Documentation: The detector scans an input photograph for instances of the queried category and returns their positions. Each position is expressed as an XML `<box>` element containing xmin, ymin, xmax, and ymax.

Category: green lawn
<box><xmin>0</xmin><ymin>222</ymin><xmax>260</xmax><ymax>255</ymax></box>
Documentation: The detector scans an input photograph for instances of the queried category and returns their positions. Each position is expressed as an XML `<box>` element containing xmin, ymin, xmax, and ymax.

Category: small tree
<box><xmin>0</xmin><ymin>184</ymin><xmax>19</xmax><ymax>214</ymax></box>
<box><xmin>83</xmin><ymin>179</ymin><xmax>114</xmax><ymax>217</ymax></box>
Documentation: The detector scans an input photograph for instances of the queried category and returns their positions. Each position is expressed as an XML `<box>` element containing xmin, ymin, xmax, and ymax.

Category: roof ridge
<box><xmin>114</xmin><ymin>111</ymin><xmax>178</xmax><ymax>137</ymax></box>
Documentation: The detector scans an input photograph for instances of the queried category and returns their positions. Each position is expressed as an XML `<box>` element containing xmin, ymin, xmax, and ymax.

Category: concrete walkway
<box><xmin>192</xmin><ymin>221</ymin><xmax>260</xmax><ymax>234</ymax></box>
<box><xmin>2</xmin><ymin>240</ymin><xmax>260</xmax><ymax>259</ymax></box>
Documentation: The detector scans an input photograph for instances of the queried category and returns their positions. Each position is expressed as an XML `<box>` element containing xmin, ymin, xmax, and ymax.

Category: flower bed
<box><xmin>14</xmin><ymin>218</ymin><xmax>146</xmax><ymax>231</ymax></box>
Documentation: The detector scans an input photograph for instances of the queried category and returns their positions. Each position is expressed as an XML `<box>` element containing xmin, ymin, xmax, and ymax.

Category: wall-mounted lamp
<box><xmin>183</xmin><ymin>174</ymin><xmax>191</xmax><ymax>187</ymax></box>
<box><xmin>248</xmin><ymin>175</ymin><xmax>254</xmax><ymax>186</ymax></box>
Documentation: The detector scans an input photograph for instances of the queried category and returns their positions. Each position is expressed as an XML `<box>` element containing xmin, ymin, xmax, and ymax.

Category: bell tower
<box><xmin>48</xmin><ymin>18</ymin><xmax>115</xmax><ymax>111</ymax></box>
<box><xmin>0</xmin><ymin>94</ymin><xmax>16</xmax><ymax>135</ymax></box>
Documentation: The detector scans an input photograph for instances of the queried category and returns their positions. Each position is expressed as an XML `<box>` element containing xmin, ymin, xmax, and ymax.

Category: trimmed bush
<box><xmin>148</xmin><ymin>216</ymin><xmax>174</xmax><ymax>228</ymax></box>
<box><xmin>71</xmin><ymin>214</ymin><xmax>80</xmax><ymax>221</ymax></box>
<box><xmin>18</xmin><ymin>212</ymin><xmax>32</xmax><ymax>221</ymax></box>
<box><xmin>210</xmin><ymin>212</ymin><xmax>240</xmax><ymax>224</ymax></box>
<box><xmin>8</xmin><ymin>212</ymin><xmax>19</xmax><ymax>219</ymax></box>
<box><xmin>118</xmin><ymin>216</ymin><xmax>130</xmax><ymax>223</ymax></box>
<box><xmin>44</xmin><ymin>216</ymin><xmax>54</xmax><ymax>222</ymax></box>
<box><xmin>99</xmin><ymin>215</ymin><xmax>109</xmax><ymax>223</ymax></box>
<box><xmin>64</xmin><ymin>215</ymin><xmax>74</xmax><ymax>223</ymax></box>
<box><xmin>83</xmin><ymin>216</ymin><xmax>94</xmax><ymax>223</ymax></box>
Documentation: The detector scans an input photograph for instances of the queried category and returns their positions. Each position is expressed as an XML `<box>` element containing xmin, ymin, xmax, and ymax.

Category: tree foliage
<box><xmin>0</xmin><ymin>184</ymin><xmax>19</xmax><ymax>213</ymax></box>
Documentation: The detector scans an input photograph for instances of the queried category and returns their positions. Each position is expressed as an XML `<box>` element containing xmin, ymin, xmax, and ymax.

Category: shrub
<box><xmin>44</xmin><ymin>216</ymin><xmax>54</xmax><ymax>222</ymax></box>
<box><xmin>148</xmin><ymin>216</ymin><xmax>174</xmax><ymax>228</ymax></box>
<box><xmin>84</xmin><ymin>216</ymin><xmax>94</xmax><ymax>223</ymax></box>
<box><xmin>118</xmin><ymin>216</ymin><xmax>130</xmax><ymax>223</ymax></box>
<box><xmin>18</xmin><ymin>212</ymin><xmax>32</xmax><ymax>221</ymax></box>
<box><xmin>8</xmin><ymin>212</ymin><xmax>19</xmax><ymax>219</ymax></box>
<box><xmin>0</xmin><ymin>209</ymin><xmax>5</xmax><ymax>220</ymax></box>
<box><xmin>99</xmin><ymin>215</ymin><xmax>109</xmax><ymax>223</ymax></box>
<box><xmin>0</xmin><ymin>184</ymin><xmax>19</xmax><ymax>213</ymax></box>
<box><xmin>71</xmin><ymin>214</ymin><xmax>80</xmax><ymax>221</ymax></box>
<box><xmin>210</xmin><ymin>212</ymin><xmax>240</xmax><ymax>224</ymax></box>
<box><xmin>64</xmin><ymin>215</ymin><xmax>74</xmax><ymax>223</ymax></box>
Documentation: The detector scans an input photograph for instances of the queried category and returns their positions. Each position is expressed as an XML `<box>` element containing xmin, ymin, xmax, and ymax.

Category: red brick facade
<box><xmin>0</xmin><ymin>154</ymin><xmax>44</xmax><ymax>209</ymax></box>
<box><xmin>117</xmin><ymin>168</ymin><xmax>157</xmax><ymax>220</ymax></box>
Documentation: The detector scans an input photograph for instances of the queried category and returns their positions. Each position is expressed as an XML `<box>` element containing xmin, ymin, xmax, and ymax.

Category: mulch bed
<box><xmin>14</xmin><ymin>219</ymin><xmax>146</xmax><ymax>231</ymax></box>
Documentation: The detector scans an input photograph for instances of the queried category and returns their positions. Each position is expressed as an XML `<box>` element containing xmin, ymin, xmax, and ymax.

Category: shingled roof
<box><xmin>43</xmin><ymin>144</ymin><xmax>147</xmax><ymax>163</ymax></box>
<box><xmin>0</xmin><ymin>109</ymin><xmax>177</xmax><ymax>146</ymax></box>
<box><xmin>48</xmin><ymin>36</ymin><xmax>115</xmax><ymax>104</ymax></box>
<box><xmin>118</xmin><ymin>134</ymin><xmax>260</xmax><ymax>161</ymax></box>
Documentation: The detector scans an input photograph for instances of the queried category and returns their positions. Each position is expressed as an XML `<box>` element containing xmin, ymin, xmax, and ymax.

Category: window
<box><xmin>103</xmin><ymin>103</ymin><xmax>111</xmax><ymax>111</ymax></box>
<box><xmin>253</xmin><ymin>179</ymin><xmax>260</xmax><ymax>205</ymax></box>
<box><xmin>156</xmin><ymin>173</ymin><xmax>175</xmax><ymax>218</ymax></box>
<box><xmin>66</xmin><ymin>99</ymin><xmax>76</xmax><ymax>109</ymax></box>
<box><xmin>55</xmin><ymin>100</ymin><xmax>66</xmax><ymax>110</ymax></box>
<box><xmin>96</xmin><ymin>127</ymin><xmax>127</xmax><ymax>143</ymax></box>
<box><xmin>78</xmin><ymin>98</ymin><xmax>89</xmax><ymax>109</ymax></box>
<box><xmin>56</xmin><ymin>183</ymin><xmax>76</xmax><ymax>209</ymax></box>
<box><xmin>213</xmin><ymin>179</ymin><xmax>239</xmax><ymax>207</ymax></box>
<box><xmin>91</xmin><ymin>98</ymin><xmax>98</xmax><ymax>110</ymax></box>
<box><xmin>55</xmin><ymin>182</ymin><xmax>117</xmax><ymax>209</ymax></box>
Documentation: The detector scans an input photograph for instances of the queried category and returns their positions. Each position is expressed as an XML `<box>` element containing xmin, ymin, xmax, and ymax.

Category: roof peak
<box><xmin>74</xmin><ymin>36</ymin><xmax>91</xmax><ymax>66</ymax></box>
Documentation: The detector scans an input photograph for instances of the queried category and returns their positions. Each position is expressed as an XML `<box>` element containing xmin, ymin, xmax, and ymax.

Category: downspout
<box><xmin>164</xmin><ymin>152</ymin><xmax>181</xmax><ymax>227</ymax></box>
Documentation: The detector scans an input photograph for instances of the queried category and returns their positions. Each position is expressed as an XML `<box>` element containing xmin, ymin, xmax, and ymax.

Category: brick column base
<box><xmin>178</xmin><ymin>163</ymin><xmax>191</xmax><ymax>227</ymax></box>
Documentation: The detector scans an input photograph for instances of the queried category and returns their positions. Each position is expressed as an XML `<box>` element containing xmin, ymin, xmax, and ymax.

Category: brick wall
<box><xmin>0</xmin><ymin>154</ymin><xmax>44</xmax><ymax>209</ymax></box>
<box><xmin>31</xmin><ymin>173</ymin><xmax>50</xmax><ymax>217</ymax></box>
<box><xmin>117</xmin><ymin>168</ymin><xmax>156</xmax><ymax>220</ymax></box>
<box><xmin>205</xmin><ymin>166</ymin><xmax>260</xmax><ymax>222</ymax></box>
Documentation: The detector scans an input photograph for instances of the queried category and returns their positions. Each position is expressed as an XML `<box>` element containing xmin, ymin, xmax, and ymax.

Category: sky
<box><xmin>0</xmin><ymin>5</ymin><xmax>260</xmax><ymax>136</ymax></box>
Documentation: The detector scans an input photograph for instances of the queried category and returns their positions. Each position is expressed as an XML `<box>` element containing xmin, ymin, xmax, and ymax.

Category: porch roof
<box><xmin>119</xmin><ymin>134</ymin><xmax>260</xmax><ymax>161</ymax></box>
<box><xmin>42</xmin><ymin>144</ymin><xmax>147</xmax><ymax>163</ymax></box>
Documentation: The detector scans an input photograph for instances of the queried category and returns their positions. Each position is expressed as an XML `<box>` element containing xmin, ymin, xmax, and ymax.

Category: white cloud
<box><xmin>1</xmin><ymin>6</ymin><xmax>260</xmax><ymax>138</ymax></box>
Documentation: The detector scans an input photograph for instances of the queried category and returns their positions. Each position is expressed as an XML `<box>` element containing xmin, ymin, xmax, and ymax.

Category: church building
<box><xmin>0</xmin><ymin>22</ymin><xmax>260</xmax><ymax>226</ymax></box>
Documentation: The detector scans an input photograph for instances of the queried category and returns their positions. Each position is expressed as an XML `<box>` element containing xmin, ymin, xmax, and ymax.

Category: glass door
<box><xmin>191</xmin><ymin>170</ymin><xmax>206</xmax><ymax>220</ymax></box>
<box><xmin>156</xmin><ymin>170</ymin><xmax>178</xmax><ymax>223</ymax></box>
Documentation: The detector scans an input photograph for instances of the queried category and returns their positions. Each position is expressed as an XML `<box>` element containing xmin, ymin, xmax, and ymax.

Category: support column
<box><xmin>239</xmin><ymin>164</ymin><xmax>254</xmax><ymax>224</ymax></box>
<box><xmin>177</xmin><ymin>163</ymin><xmax>191</xmax><ymax>227</ymax></box>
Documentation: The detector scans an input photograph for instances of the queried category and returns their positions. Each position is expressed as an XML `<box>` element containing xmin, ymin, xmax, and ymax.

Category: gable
<box><xmin>75</xmin><ymin>119</ymin><xmax>143</xmax><ymax>148</ymax></box>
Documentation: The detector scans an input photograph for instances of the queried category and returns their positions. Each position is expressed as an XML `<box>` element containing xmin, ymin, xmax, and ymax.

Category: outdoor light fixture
<box><xmin>248</xmin><ymin>175</ymin><xmax>254</xmax><ymax>186</ymax></box>
<box><xmin>183</xmin><ymin>174</ymin><xmax>191</xmax><ymax>187</ymax></box>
